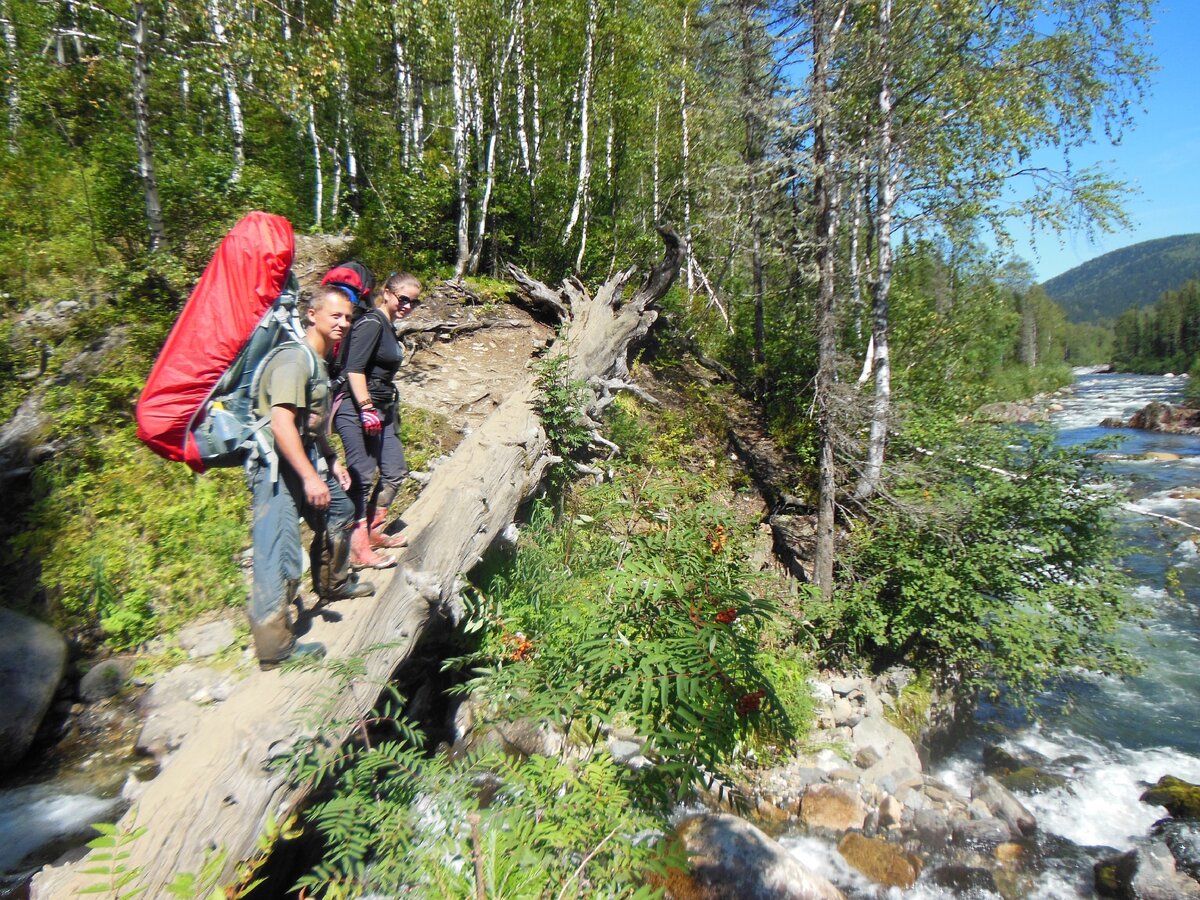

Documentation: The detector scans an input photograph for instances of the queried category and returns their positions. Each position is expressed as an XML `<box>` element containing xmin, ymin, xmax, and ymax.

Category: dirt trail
<box><xmin>396</xmin><ymin>291</ymin><xmax>556</xmax><ymax>434</ymax></box>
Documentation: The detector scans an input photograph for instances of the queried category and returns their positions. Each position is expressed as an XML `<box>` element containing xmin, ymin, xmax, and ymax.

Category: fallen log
<box><xmin>32</xmin><ymin>228</ymin><xmax>683</xmax><ymax>898</ymax></box>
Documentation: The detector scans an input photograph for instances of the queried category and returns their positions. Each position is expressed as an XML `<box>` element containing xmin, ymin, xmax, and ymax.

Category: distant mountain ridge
<box><xmin>1041</xmin><ymin>234</ymin><xmax>1200</xmax><ymax>323</ymax></box>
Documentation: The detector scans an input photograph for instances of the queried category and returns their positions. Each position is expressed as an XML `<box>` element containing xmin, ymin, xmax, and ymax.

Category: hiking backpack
<box><xmin>136</xmin><ymin>210</ymin><xmax>312</xmax><ymax>473</ymax></box>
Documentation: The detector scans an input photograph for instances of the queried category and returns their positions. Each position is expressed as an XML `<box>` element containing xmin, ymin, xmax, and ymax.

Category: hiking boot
<box><xmin>350</xmin><ymin>520</ymin><xmax>396</xmax><ymax>569</ymax></box>
<box><xmin>369</xmin><ymin>523</ymin><xmax>409</xmax><ymax>550</ymax></box>
<box><xmin>322</xmin><ymin>574</ymin><xmax>377</xmax><ymax>602</ymax></box>
<box><xmin>259</xmin><ymin>641</ymin><xmax>326</xmax><ymax>671</ymax></box>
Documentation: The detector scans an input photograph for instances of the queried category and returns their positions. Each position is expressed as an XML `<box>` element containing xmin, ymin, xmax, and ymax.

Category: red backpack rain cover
<box><xmin>136</xmin><ymin>211</ymin><xmax>295</xmax><ymax>472</ymax></box>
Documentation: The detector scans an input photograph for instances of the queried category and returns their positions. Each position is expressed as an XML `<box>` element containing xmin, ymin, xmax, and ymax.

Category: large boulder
<box><xmin>0</xmin><ymin>608</ymin><xmax>68</xmax><ymax>770</ymax></box>
<box><xmin>669</xmin><ymin>813</ymin><xmax>845</xmax><ymax>900</ymax></box>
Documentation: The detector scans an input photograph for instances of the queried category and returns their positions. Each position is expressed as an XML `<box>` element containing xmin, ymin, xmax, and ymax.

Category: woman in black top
<box><xmin>334</xmin><ymin>272</ymin><xmax>421</xmax><ymax>568</ymax></box>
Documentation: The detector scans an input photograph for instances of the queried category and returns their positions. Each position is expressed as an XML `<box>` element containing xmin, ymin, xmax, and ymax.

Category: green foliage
<box><xmin>533</xmin><ymin>353</ymin><xmax>592</xmax><ymax>465</ymax></box>
<box><xmin>820</xmin><ymin>426</ymin><xmax>1140</xmax><ymax>705</ymax></box>
<box><xmin>464</xmin><ymin>472</ymin><xmax>804</xmax><ymax>801</ymax></box>
<box><xmin>80</xmin><ymin>822</ymin><xmax>148</xmax><ymax>898</ymax></box>
<box><xmin>282</xmin><ymin>652</ymin><xmax>673</xmax><ymax>898</ymax></box>
<box><xmin>8</xmin><ymin>425</ymin><xmax>246</xmax><ymax>647</ymax></box>
<box><xmin>1112</xmin><ymin>278</ymin><xmax>1200</xmax><ymax>375</ymax></box>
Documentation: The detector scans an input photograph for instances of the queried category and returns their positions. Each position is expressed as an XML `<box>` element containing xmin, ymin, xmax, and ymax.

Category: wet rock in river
<box><xmin>953</xmin><ymin>816</ymin><xmax>1013</xmax><ymax>848</ymax></box>
<box><xmin>1152</xmin><ymin>818</ymin><xmax>1200</xmax><ymax>882</ymax></box>
<box><xmin>1141</xmin><ymin>775</ymin><xmax>1200</xmax><ymax>820</ymax></box>
<box><xmin>928</xmin><ymin>864</ymin><xmax>998</xmax><ymax>894</ymax></box>
<box><xmin>972</xmin><ymin>776</ymin><xmax>1037</xmax><ymax>836</ymax></box>
<box><xmin>999</xmin><ymin>766</ymin><xmax>1069</xmax><ymax>795</ymax></box>
<box><xmin>837</xmin><ymin>832</ymin><xmax>922</xmax><ymax>889</ymax></box>
<box><xmin>1094</xmin><ymin>840</ymin><xmax>1200</xmax><ymax>900</ymax></box>
<box><xmin>0</xmin><ymin>608</ymin><xmax>67</xmax><ymax>771</ymax></box>
<box><xmin>671</xmin><ymin>813</ymin><xmax>845</xmax><ymax>900</ymax></box>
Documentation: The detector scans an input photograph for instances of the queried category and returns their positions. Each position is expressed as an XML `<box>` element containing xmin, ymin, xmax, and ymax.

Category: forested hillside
<box><xmin>1042</xmin><ymin>233</ymin><xmax>1200</xmax><ymax>323</ymax></box>
<box><xmin>1112</xmin><ymin>277</ymin><xmax>1200</xmax><ymax>376</ymax></box>
<box><xmin>0</xmin><ymin>0</ymin><xmax>1159</xmax><ymax>894</ymax></box>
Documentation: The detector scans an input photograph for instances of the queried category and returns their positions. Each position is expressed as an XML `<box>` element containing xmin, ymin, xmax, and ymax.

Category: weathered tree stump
<box><xmin>31</xmin><ymin>229</ymin><xmax>682</xmax><ymax>898</ymax></box>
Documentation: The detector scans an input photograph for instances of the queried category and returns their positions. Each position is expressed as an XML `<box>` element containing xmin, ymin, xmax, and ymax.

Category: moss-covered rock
<box><xmin>1141</xmin><ymin>776</ymin><xmax>1200</xmax><ymax>820</ymax></box>
<box><xmin>1000</xmin><ymin>766</ymin><xmax>1069</xmax><ymax>795</ymax></box>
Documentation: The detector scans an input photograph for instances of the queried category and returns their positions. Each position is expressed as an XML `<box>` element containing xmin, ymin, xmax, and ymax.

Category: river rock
<box><xmin>972</xmin><ymin>776</ymin><xmax>1037</xmax><ymax>836</ymax></box>
<box><xmin>913</xmin><ymin>808</ymin><xmax>952</xmax><ymax>849</ymax></box>
<box><xmin>799</xmin><ymin>783</ymin><xmax>867</xmax><ymax>832</ymax></box>
<box><xmin>1141</xmin><ymin>775</ymin><xmax>1200</xmax><ymax>820</ymax></box>
<box><xmin>830</xmin><ymin>697</ymin><xmax>854</xmax><ymax>724</ymax></box>
<box><xmin>78</xmin><ymin>658</ymin><xmax>133</xmax><ymax>702</ymax></box>
<box><xmin>1143</xmin><ymin>452</ymin><xmax>1183</xmax><ymax>461</ymax></box>
<box><xmin>953</xmin><ymin>817</ymin><xmax>1012</xmax><ymax>848</ymax></box>
<box><xmin>878</xmin><ymin>794</ymin><xmax>903</xmax><ymax>828</ymax></box>
<box><xmin>1095</xmin><ymin>841</ymin><xmax>1200</xmax><ymax>900</ymax></box>
<box><xmin>1128</xmin><ymin>401</ymin><xmax>1200</xmax><ymax>435</ymax></box>
<box><xmin>929</xmin><ymin>864</ymin><xmax>998</xmax><ymax>894</ymax></box>
<box><xmin>0</xmin><ymin>608</ymin><xmax>68</xmax><ymax>770</ymax></box>
<box><xmin>1152</xmin><ymin>818</ymin><xmax>1200</xmax><ymax>881</ymax></box>
<box><xmin>852</xmin><ymin>716</ymin><xmax>922</xmax><ymax>785</ymax></box>
<box><xmin>177</xmin><ymin>619</ymin><xmax>237</xmax><ymax>659</ymax></box>
<box><xmin>670</xmin><ymin>813</ymin><xmax>845</xmax><ymax>900</ymax></box>
<box><xmin>837</xmin><ymin>832</ymin><xmax>921</xmax><ymax>889</ymax></box>
<box><xmin>1000</xmin><ymin>766</ymin><xmax>1068</xmax><ymax>794</ymax></box>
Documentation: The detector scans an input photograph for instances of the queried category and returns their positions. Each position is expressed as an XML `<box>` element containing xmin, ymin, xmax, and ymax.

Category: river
<box><xmin>787</xmin><ymin>372</ymin><xmax>1200</xmax><ymax>897</ymax></box>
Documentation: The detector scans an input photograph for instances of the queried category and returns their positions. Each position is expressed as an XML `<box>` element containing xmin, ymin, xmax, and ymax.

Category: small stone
<box><xmin>995</xmin><ymin>842</ymin><xmax>1024</xmax><ymax>863</ymax></box>
<box><xmin>855</xmin><ymin>747</ymin><xmax>882</xmax><ymax>769</ymax></box>
<box><xmin>913</xmin><ymin>809</ymin><xmax>951</xmax><ymax>849</ymax></box>
<box><xmin>829</xmin><ymin>768</ymin><xmax>859</xmax><ymax>782</ymax></box>
<box><xmin>923</xmin><ymin>784</ymin><xmax>955</xmax><ymax>804</ymax></box>
<box><xmin>878</xmin><ymin>795</ymin><xmax>903</xmax><ymax>828</ymax></box>
<box><xmin>830</xmin><ymin>698</ymin><xmax>854</xmax><ymax>724</ymax></box>
<box><xmin>828</xmin><ymin>676</ymin><xmax>861</xmax><ymax>697</ymax></box>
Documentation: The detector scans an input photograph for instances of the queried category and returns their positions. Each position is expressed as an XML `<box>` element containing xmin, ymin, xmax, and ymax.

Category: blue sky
<box><xmin>1022</xmin><ymin>1</ymin><xmax>1200</xmax><ymax>282</ymax></box>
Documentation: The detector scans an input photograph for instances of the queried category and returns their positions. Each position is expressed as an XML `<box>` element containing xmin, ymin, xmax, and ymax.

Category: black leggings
<box><xmin>333</xmin><ymin>396</ymin><xmax>409</xmax><ymax>521</ymax></box>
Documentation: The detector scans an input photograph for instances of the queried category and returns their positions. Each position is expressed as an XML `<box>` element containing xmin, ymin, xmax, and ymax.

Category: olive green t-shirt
<box><xmin>254</xmin><ymin>343</ymin><xmax>331</xmax><ymax>448</ymax></box>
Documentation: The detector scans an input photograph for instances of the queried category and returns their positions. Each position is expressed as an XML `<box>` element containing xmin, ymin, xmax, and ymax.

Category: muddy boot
<box><xmin>259</xmin><ymin>642</ymin><xmax>326</xmax><ymax>671</ymax></box>
<box><xmin>250</xmin><ymin>608</ymin><xmax>296</xmax><ymax>667</ymax></box>
<box><xmin>350</xmin><ymin>520</ymin><xmax>396</xmax><ymax>569</ymax></box>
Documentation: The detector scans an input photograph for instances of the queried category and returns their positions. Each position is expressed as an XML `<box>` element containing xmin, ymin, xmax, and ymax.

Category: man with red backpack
<box><xmin>248</xmin><ymin>283</ymin><xmax>376</xmax><ymax>668</ymax></box>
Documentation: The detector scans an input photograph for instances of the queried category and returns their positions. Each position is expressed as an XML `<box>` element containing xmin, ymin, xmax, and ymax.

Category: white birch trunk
<box><xmin>530</xmin><ymin>62</ymin><xmax>541</xmax><ymax>171</ymax></box>
<box><xmin>855</xmin><ymin>0</ymin><xmax>895</xmax><ymax>501</ymax></box>
<box><xmin>467</xmin><ymin>23</ymin><xmax>516</xmax><ymax>276</ymax></box>
<box><xmin>513</xmin><ymin>0</ymin><xmax>533</xmax><ymax>186</ymax></box>
<box><xmin>451</xmin><ymin>7</ymin><xmax>471</xmax><ymax>276</ymax></box>
<box><xmin>132</xmin><ymin>2</ymin><xmax>166</xmax><ymax>250</ymax></box>
<box><xmin>680</xmin><ymin>5</ymin><xmax>693</xmax><ymax>296</ymax></box>
<box><xmin>308</xmin><ymin>104</ymin><xmax>323</xmax><ymax>228</ymax></box>
<box><xmin>652</xmin><ymin>101</ymin><xmax>660</xmax><ymax>223</ymax></box>
<box><xmin>1</xmin><ymin>0</ymin><xmax>18</xmax><ymax>152</ymax></box>
<box><xmin>562</xmin><ymin>0</ymin><xmax>596</xmax><ymax>255</ymax></box>
<box><xmin>393</xmin><ymin>27</ymin><xmax>413</xmax><ymax>166</ymax></box>
<box><xmin>206</xmin><ymin>0</ymin><xmax>246</xmax><ymax>184</ymax></box>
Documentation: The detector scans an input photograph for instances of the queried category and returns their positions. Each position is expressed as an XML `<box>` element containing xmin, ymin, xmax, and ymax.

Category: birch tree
<box><xmin>131</xmin><ymin>1</ymin><xmax>166</xmax><ymax>250</ymax></box>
